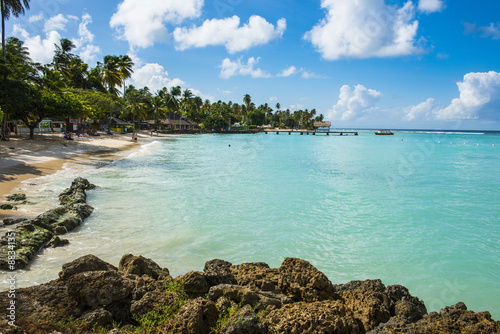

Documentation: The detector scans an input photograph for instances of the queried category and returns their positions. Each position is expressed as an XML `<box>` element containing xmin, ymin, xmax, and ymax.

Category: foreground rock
<box><xmin>0</xmin><ymin>177</ymin><xmax>96</xmax><ymax>270</ymax></box>
<box><xmin>1</xmin><ymin>255</ymin><xmax>498</xmax><ymax>333</ymax></box>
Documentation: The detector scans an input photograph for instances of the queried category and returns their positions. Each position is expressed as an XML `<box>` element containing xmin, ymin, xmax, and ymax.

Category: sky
<box><xmin>5</xmin><ymin>0</ymin><xmax>500</xmax><ymax>130</ymax></box>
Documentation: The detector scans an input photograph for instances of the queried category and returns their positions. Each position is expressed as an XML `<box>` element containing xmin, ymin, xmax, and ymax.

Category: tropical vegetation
<box><xmin>0</xmin><ymin>35</ymin><xmax>325</xmax><ymax>140</ymax></box>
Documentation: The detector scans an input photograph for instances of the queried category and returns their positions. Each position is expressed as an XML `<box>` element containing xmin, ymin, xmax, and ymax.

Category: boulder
<box><xmin>79</xmin><ymin>308</ymin><xmax>113</xmax><ymax>327</ymax></box>
<box><xmin>58</xmin><ymin>177</ymin><xmax>96</xmax><ymax>205</ymax></box>
<box><xmin>130</xmin><ymin>291</ymin><xmax>178</xmax><ymax>316</ymax></box>
<box><xmin>0</xmin><ymin>279</ymin><xmax>80</xmax><ymax>322</ymax></box>
<box><xmin>208</xmin><ymin>284</ymin><xmax>292</xmax><ymax>309</ymax></box>
<box><xmin>263</xmin><ymin>300</ymin><xmax>363</xmax><ymax>334</ymax></box>
<box><xmin>65</xmin><ymin>270</ymin><xmax>134</xmax><ymax>308</ymax></box>
<box><xmin>278</xmin><ymin>257</ymin><xmax>339</xmax><ymax>302</ymax></box>
<box><xmin>2</xmin><ymin>218</ymin><xmax>28</xmax><ymax>226</ymax></box>
<box><xmin>45</xmin><ymin>235</ymin><xmax>69</xmax><ymax>248</ymax></box>
<box><xmin>59</xmin><ymin>254</ymin><xmax>118</xmax><ymax>280</ymax></box>
<box><xmin>204</xmin><ymin>259</ymin><xmax>237</xmax><ymax>286</ymax></box>
<box><xmin>217</xmin><ymin>304</ymin><xmax>267</xmax><ymax>334</ymax></box>
<box><xmin>6</xmin><ymin>193</ymin><xmax>27</xmax><ymax>202</ymax></box>
<box><xmin>172</xmin><ymin>297</ymin><xmax>218</xmax><ymax>334</ymax></box>
<box><xmin>119</xmin><ymin>254</ymin><xmax>170</xmax><ymax>280</ymax></box>
<box><xmin>176</xmin><ymin>271</ymin><xmax>209</xmax><ymax>296</ymax></box>
<box><xmin>231</xmin><ymin>262</ymin><xmax>280</xmax><ymax>292</ymax></box>
<box><xmin>368</xmin><ymin>302</ymin><xmax>500</xmax><ymax>333</ymax></box>
<box><xmin>337</xmin><ymin>280</ymin><xmax>427</xmax><ymax>332</ymax></box>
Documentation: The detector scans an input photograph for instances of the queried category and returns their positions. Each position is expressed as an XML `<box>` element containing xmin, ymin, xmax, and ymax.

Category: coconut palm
<box><xmin>117</xmin><ymin>55</ymin><xmax>134</xmax><ymax>95</ymax></box>
<box><xmin>1</xmin><ymin>0</ymin><xmax>30</xmax><ymax>139</ymax></box>
<box><xmin>122</xmin><ymin>85</ymin><xmax>147</xmax><ymax>129</ymax></box>
<box><xmin>98</xmin><ymin>56</ymin><xmax>122</xmax><ymax>96</ymax></box>
<box><xmin>243</xmin><ymin>94</ymin><xmax>251</xmax><ymax>109</ymax></box>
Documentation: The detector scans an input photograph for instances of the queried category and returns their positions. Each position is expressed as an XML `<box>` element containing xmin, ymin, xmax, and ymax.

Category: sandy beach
<box><xmin>0</xmin><ymin>131</ymin><xmax>168</xmax><ymax>219</ymax></box>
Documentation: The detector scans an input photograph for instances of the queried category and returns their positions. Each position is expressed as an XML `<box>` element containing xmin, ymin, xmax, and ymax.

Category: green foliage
<box><xmin>1</xmin><ymin>35</ymin><xmax>326</xmax><ymax>139</ymax></box>
<box><xmin>132</xmin><ymin>281</ymin><xmax>188</xmax><ymax>333</ymax></box>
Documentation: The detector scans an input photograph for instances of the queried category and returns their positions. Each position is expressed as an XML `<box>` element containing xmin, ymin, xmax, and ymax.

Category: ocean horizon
<box><xmin>1</xmin><ymin>129</ymin><xmax>499</xmax><ymax>319</ymax></box>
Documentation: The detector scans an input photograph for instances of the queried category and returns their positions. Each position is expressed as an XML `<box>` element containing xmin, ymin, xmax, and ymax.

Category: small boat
<box><xmin>375</xmin><ymin>129</ymin><xmax>394</xmax><ymax>135</ymax></box>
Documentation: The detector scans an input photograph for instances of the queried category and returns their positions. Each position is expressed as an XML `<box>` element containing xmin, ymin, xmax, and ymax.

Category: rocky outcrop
<box><xmin>264</xmin><ymin>300</ymin><xmax>363</xmax><ymax>334</ymax></box>
<box><xmin>278</xmin><ymin>257</ymin><xmax>339</xmax><ymax>302</ymax></box>
<box><xmin>0</xmin><ymin>177</ymin><xmax>96</xmax><ymax>270</ymax></box>
<box><xmin>0</xmin><ymin>255</ymin><xmax>498</xmax><ymax>334</ymax></box>
<box><xmin>335</xmin><ymin>279</ymin><xmax>427</xmax><ymax>332</ymax></box>
<box><xmin>368</xmin><ymin>302</ymin><xmax>500</xmax><ymax>334</ymax></box>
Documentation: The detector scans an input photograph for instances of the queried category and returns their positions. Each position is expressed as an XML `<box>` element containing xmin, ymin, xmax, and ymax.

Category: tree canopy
<box><xmin>0</xmin><ymin>35</ymin><xmax>326</xmax><ymax>139</ymax></box>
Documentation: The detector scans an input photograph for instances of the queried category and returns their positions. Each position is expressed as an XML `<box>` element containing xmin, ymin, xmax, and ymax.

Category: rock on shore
<box><xmin>0</xmin><ymin>177</ymin><xmax>96</xmax><ymax>270</ymax></box>
<box><xmin>1</xmin><ymin>254</ymin><xmax>499</xmax><ymax>333</ymax></box>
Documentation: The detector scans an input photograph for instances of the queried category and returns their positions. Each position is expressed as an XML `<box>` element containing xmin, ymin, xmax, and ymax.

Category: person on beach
<box><xmin>134</xmin><ymin>133</ymin><xmax>138</xmax><ymax>142</ymax></box>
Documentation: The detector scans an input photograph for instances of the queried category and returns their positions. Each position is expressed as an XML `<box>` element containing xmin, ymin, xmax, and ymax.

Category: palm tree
<box><xmin>99</xmin><ymin>56</ymin><xmax>122</xmax><ymax>96</ymax></box>
<box><xmin>123</xmin><ymin>85</ymin><xmax>146</xmax><ymax>129</ymax></box>
<box><xmin>1</xmin><ymin>0</ymin><xmax>30</xmax><ymax>61</ymax></box>
<box><xmin>146</xmin><ymin>94</ymin><xmax>168</xmax><ymax>131</ymax></box>
<box><xmin>243</xmin><ymin>94</ymin><xmax>251</xmax><ymax>109</ymax></box>
<box><xmin>117</xmin><ymin>55</ymin><xmax>133</xmax><ymax>95</ymax></box>
<box><xmin>1</xmin><ymin>0</ymin><xmax>30</xmax><ymax>139</ymax></box>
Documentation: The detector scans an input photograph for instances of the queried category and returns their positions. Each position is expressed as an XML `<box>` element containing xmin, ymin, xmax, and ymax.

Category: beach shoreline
<box><xmin>0</xmin><ymin>131</ymin><xmax>172</xmax><ymax>219</ymax></box>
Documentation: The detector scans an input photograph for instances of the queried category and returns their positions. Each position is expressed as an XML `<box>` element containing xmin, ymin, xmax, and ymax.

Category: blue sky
<box><xmin>5</xmin><ymin>0</ymin><xmax>500</xmax><ymax>130</ymax></box>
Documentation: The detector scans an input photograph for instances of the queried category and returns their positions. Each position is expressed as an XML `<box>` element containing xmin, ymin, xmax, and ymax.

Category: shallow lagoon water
<box><xmin>1</xmin><ymin>130</ymin><xmax>499</xmax><ymax>319</ymax></box>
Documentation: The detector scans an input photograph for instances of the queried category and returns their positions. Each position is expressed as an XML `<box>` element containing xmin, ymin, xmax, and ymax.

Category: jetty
<box><xmin>263</xmin><ymin>129</ymin><xmax>358</xmax><ymax>136</ymax></box>
<box><xmin>263</xmin><ymin>122</ymin><xmax>358</xmax><ymax>136</ymax></box>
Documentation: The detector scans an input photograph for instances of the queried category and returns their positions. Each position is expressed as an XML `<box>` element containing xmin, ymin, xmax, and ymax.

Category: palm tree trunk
<box><xmin>1</xmin><ymin>0</ymin><xmax>7</xmax><ymax>140</ymax></box>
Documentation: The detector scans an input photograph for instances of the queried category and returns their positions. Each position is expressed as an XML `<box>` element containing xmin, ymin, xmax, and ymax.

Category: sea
<box><xmin>1</xmin><ymin>129</ymin><xmax>499</xmax><ymax>319</ymax></box>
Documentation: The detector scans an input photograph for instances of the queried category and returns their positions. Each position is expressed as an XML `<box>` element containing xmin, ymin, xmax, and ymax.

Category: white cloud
<box><xmin>327</xmin><ymin>84</ymin><xmax>382</xmax><ymax>121</ymax></box>
<box><xmin>301</xmin><ymin>71</ymin><xmax>325</xmax><ymax>79</ymax></box>
<box><xmin>434</xmin><ymin>71</ymin><xmax>500</xmax><ymax>120</ymax></box>
<box><xmin>219</xmin><ymin>57</ymin><xmax>271</xmax><ymax>79</ymax></box>
<box><xmin>72</xmin><ymin>13</ymin><xmax>100</xmax><ymax>63</ymax></box>
<box><xmin>79</xmin><ymin>44</ymin><xmax>101</xmax><ymax>63</ymax></box>
<box><xmin>131</xmin><ymin>63</ymin><xmax>185</xmax><ymax>93</ymax></box>
<box><xmin>403</xmin><ymin>98</ymin><xmax>435</xmax><ymax>121</ymax></box>
<box><xmin>29</xmin><ymin>13</ymin><xmax>44</xmax><ymax>24</ymax></box>
<box><xmin>14</xmin><ymin>14</ymin><xmax>101</xmax><ymax>65</ymax></box>
<box><xmin>110</xmin><ymin>0</ymin><xmax>204</xmax><ymax>49</ymax></box>
<box><xmin>304</xmin><ymin>0</ymin><xmax>424</xmax><ymax>60</ymax></box>
<box><xmin>464</xmin><ymin>22</ymin><xmax>500</xmax><ymax>40</ymax></box>
<box><xmin>44</xmin><ymin>14</ymin><xmax>68</xmax><ymax>32</ymax></box>
<box><xmin>278</xmin><ymin>65</ymin><xmax>298</xmax><ymax>77</ymax></box>
<box><xmin>13</xmin><ymin>24</ymin><xmax>61</xmax><ymax>64</ymax></box>
<box><xmin>418</xmin><ymin>0</ymin><xmax>445</xmax><ymax>14</ymax></box>
<box><xmin>173</xmin><ymin>16</ymin><xmax>286</xmax><ymax>53</ymax></box>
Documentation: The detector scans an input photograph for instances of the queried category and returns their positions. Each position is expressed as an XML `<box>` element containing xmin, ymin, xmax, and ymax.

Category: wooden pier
<box><xmin>263</xmin><ymin>130</ymin><xmax>358</xmax><ymax>136</ymax></box>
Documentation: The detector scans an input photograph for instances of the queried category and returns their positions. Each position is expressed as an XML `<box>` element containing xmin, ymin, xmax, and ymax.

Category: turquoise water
<box><xmin>2</xmin><ymin>130</ymin><xmax>499</xmax><ymax>318</ymax></box>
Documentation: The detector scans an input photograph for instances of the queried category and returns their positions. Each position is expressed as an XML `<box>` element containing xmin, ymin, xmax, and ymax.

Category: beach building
<box><xmin>140</xmin><ymin>115</ymin><xmax>199</xmax><ymax>131</ymax></box>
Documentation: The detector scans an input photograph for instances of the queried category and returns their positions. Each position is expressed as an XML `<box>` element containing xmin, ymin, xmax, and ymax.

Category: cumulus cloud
<box><xmin>278</xmin><ymin>65</ymin><xmax>298</xmax><ymax>77</ymax></box>
<box><xmin>403</xmin><ymin>98</ymin><xmax>435</xmax><ymax>121</ymax></box>
<box><xmin>44</xmin><ymin>14</ymin><xmax>69</xmax><ymax>32</ymax></box>
<box><xmin>13</xmin><ymin>24</ymin><xmax>61</xmax><ymax>64</ymax></box>
<box><xmin>418</xmin><ymin>0</ymin><xmax>445</xmax><ymax>14</ymax></box>
<box><xmin>29</xmin><ymin>13</ymin><xmax>44</xmax><ymax>24</ymax></box>
<box><xmin>219</xmin><ymin>57</ymin><xmax>271</xmax><ymax>79</ymax></box>
<box><xmin>434</xmin><ymin>71</ymin><xmax>500</xmax><ymax>120</ymax></box>
<box><xmin>13</xmin><ymin>14</ymin><xmax>100</xmax><ymax>65</ymax></box>
<box><xmin>327</xmin><ymin>84</ymin><xmax>382</xmax><ymax>121</ymax></box>
<box><xmin>304</xmin><ymin>0</ymin><xmax>425</xmax><ymax>60</ymax></box>
<box><xmin>173</xmin><ymin>16</ymin><xmax>286</xmax><ymax>53</ymax></box>
<box><xmin>72</xmin><ymin>13</ymin><xmax>100</xmax><ymax>63</ymax></box>
<box><xmin>110</xmin><ymin>0</ymin><xmax>203</xmax><ymax>49</ymax></box>
<box><xmin>131</xmin><ymin>63</ymin><xmax>185</xmax><ymax>93</ymax></box>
